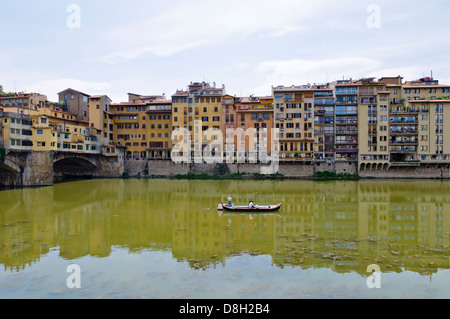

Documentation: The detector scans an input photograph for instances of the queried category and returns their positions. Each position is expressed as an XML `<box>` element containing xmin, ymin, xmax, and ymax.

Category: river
<box><xmin>1</xmin><ymin>179</ymin><xmax>450</xmax><ymax>298</ymax></box>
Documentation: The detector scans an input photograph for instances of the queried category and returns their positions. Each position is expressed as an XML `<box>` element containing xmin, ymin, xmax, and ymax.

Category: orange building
<box><xmin>222</xmin><ymin>95</ymin><xmax>274</xmax><ymax>161</ymax></box>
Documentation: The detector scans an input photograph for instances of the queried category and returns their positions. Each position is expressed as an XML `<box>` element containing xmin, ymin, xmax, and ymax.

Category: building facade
<box><xmin>58</xmin><ymin>88</ymin><xmax>90</xmax><ymax>122</ymax></box>
<box><xmin>273</xmin><ymin>85</ymin><xmax>315</xmax><ymax>161</ymax></box>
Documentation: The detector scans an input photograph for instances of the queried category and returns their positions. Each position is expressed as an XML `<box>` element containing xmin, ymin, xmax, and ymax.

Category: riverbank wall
<box><xmin>2</xmin><ymin>157</ymin><xmax>450</xmax><ymax>189</ymax></box>
<box><xmin>132</xmin><ymin>160</ymin><xmax>450</xmax><ymax>180</ymax></box>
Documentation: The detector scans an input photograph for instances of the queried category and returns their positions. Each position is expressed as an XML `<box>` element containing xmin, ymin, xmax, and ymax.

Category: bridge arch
<box><xmin>53</xmin><ymin>154</ymin><xmax>98</xmax><ymax>179</ymax></box>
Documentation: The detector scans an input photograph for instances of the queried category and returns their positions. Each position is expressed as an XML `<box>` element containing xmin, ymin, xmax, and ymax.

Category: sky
<box><xmin>1</xmin><ymin>0</ymin><xmax>450</xmax><ymax>103</ymax></box>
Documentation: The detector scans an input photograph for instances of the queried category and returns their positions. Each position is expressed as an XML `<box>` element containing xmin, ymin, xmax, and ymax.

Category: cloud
<box><xmin>255</xmin><ymin>57</ymin><xmax>383</xmax><ymax>85</ymax></box>
<box><xmin>100</xmin><ymin>0</ymin><xmax>329</xmax><ymax>63</ymax></box>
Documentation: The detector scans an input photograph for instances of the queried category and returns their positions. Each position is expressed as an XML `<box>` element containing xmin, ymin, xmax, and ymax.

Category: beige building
<box><xmin>411</xmin><ymin>100</ymin><xmax>450</xmax><ymax>162</ymax></box>
<box><xmin>0</xmin><ymin>112</ymin><xmax>33</xmax><ymax>152</ymax></box>
<box><xmin>272</xmin><ymin>85</ymin><xmax>315</xmax><ymax>161</ymax></box>
<box><xmin>358</xmin><ymin>76</ymin><xmax>450</xmax><ymax>168</ymax></box>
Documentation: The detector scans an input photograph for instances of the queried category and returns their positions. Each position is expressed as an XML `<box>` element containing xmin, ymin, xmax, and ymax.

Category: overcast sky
<box><xmin>1</xmin><ymin>0</ymin><xmax>450</xmax><ymax>102</ymax></box>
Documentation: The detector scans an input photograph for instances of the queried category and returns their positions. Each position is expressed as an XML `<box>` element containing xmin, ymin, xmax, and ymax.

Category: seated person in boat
<box><xmin>249</xmin><ymin>201</ymin><xmax>256</xmax><ymax>209</ymax></box>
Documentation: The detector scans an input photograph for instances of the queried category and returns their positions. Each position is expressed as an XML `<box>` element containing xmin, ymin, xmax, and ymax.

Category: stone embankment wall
<box><xmin>2</xmin><ymin>155</ymin><xmax>450</xmax><ymax>189</ymax></box>
<box><xmin>96</xmin><ymin>155</ymin><xmax>125</xmax><ymax>178</ymax></box>
<box><xmin>359</xmin><ymin>164</ymin><xmax>450</xmax><ymax>179</ymax></box>
<box><xmin>142</xmin><ymin>160</ymin><xmax>448</xmax><ymax>179</ymax></box>
<box><xmin>142</xmin><ymin>160</ymin><xmax>359</xmax><ymax>178</ymax></box>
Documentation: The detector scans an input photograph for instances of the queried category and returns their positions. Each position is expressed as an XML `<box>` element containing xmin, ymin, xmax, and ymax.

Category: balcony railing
<box><xmin>390</xmin><ymin>120</ymin><xmax>418</xmax><ymax>124</ymax></box>
<box><xmin>336</xmin><ymin>130</ymin><xmax>358</xmax><ymax>135</ymax></box>
<box><xmin>360</xmin><ymin>99</ymin><xmax>377</xmax><ymax>104</ymax></box>
<box><xmin>390</xmin><ymin>109</ymin><xmax>428</xmax><ymax>114</ymax></box>
<box><xmin>390</xmin><ymin>129</ymin><xmax>418</xmax><ymax>134</ymax></box>
<box><xmin>336</xmin><ymin>120</ymin><xmax>358</xmax><ymax>124</ymax></box>
<box><xmin>335</xmin><ymin>100</ymin><xmax>357</xmax><ymax>105</ymax></box>
<box><xmin>390</xmin><ymin>147</ymin><xmax>417</xmax><ymax>153</ymax></box>
<box><xmin>390</xmin><ymin>140</ymin><xmax>419</xmax><ymax>145</ymax></box>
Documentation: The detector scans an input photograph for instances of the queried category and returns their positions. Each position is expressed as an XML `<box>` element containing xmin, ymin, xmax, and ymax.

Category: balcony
<box><xmin>336</xmin><ymin>120</ymin><xmax>358</xmax><ymax>125</ymax></box>
<box><xmin>335</xmin><ymin>100</ymin><xmax>357</xmax><ymax>105</ymax></box>
<box><xmin>335</xmin><ymin>89</ymin><xmax>358</xmax><ymax>95</ymax></box>
<box><xmin>390</xmin><ymin>109</ymin><xmax>427</xmax><ymax>114</ymax></box>
<box><xmin>390</xmin><ymin>129</ymin><xmax>418</xmax><ymax>135</ymax></box>
<box><xmin>335</xmin><ymin>148</ymin><xmax>358</xmax><ymax>153</ymax></box>
<box><xmin>390</xmin><ymin>147</ymin><xmax>416</xmax><ymax>154</ymax></box>
<box><xmin>360</xmin><ymin>99</ymin><xmax>377</xmax><ymax>104</ymax></box>
<box><xmin>389</xmin><ymin>119</ymin><xmax>417</xmax><ymax>124</ymax></box>
<box><xmin>336</xmin><ymin>130</ymin><xmax>358</xmax><ymax>135</ymax></box>
<box><xmin>390</xmin><ymin>140</ymin><xmax>418</xmax><ymax>145</ymax></box>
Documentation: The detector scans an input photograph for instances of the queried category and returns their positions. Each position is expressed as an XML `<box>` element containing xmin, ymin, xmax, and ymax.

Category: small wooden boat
<box><xmin>219</xmin><ymin>203</ymin><xmax>281</xmax><ymax>213</ymax></box>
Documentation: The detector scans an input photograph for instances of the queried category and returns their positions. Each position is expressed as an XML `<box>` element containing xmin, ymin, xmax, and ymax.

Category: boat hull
<box><xmin>222</xmin><ymin>204</ymin><xmax>281</xmax><ymax>213</ymax></box>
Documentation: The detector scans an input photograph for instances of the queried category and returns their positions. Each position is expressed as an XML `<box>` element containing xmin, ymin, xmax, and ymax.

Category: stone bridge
<box><xmin>0</xmin><ymin>151</ymin><xmax>124</xmax><ymax>188</ymax></box>
<box><xmin>53</xmin><ymin>152</ymin><xmax>99</xmax><ymax>177</ymax></box>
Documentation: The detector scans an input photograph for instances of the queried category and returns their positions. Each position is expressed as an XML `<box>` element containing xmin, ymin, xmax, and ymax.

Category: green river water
<box><xmin>1</xmin><ymin>179</ymin><xmax>450</xmax><ymax>299</ymax></box>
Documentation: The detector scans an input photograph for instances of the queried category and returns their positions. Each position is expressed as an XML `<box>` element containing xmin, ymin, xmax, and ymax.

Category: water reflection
<box><xmin>0</xmin><ymin>179</ymin><xmax>449</xmax><ymax>277</ymax></box>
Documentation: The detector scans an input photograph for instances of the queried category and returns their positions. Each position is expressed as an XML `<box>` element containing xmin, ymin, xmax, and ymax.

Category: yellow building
<box><xmin>31</xmin><ymin>115</ymin><xmax>57</xmax><ymax>151</ymax></box>
<box><xmin>172</xmin><ymin>82</ymin><xmax>224</xmax><ymax>157</ymax></box>
<box><xmin>110</xmin><ymin>99</ymin><xmax>172</xmax><ymax>159</ymax></box>
<box><xmin>145</xmin><ymin>100</ymin><xmax>172</xmax><ymax>159</ymax></box>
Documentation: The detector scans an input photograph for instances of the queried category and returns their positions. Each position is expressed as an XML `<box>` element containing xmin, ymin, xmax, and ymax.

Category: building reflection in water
<box><xmin>0</xmin><ymin>179</ymin><xmax>449</xmax><ymax>277</ymax></box>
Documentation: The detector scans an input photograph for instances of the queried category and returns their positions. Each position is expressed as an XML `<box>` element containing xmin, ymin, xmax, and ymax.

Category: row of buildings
<box><xmin>1</xmin><ymin>75</ymin><xmax>450</xmax><ymax>168</ymax></box>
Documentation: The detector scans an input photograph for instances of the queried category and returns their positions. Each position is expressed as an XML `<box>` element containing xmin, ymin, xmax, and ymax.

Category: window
<box><xmin>37</xmin><ymin>130</ymin><xmax>43</xmax><ymax>134</ymax></box>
